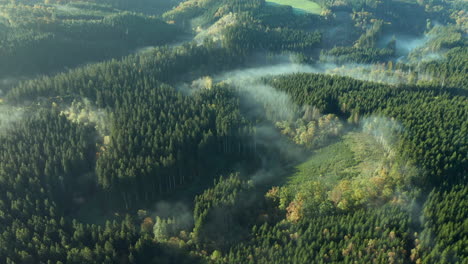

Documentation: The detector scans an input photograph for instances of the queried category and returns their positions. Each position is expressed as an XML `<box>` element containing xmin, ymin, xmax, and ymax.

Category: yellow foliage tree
<box><xmin>286</xmin><ymin>198</ymin><xmax>303</xmax><ymax>222</ymax></box>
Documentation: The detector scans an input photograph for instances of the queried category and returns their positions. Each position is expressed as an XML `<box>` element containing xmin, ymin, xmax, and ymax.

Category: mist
<box><xmin>174</xmin><ymin>53</ymin><xmax>426</xmax><ymax>231</ymax></box>
<box><xmin>218</xmin><ymin>67</ymin><xmax>309</xmax><ymax>184</ymax></box>
<box><xmin>249</xmin><ymin>124</ymin><xmax>308</xmax><ymax>185</ymax></box>
<box><xmin>326</xmin><ymin>63</ymin><xmax>433</xmax><ymax>85</ymax></box>
<box><xmin>211</xmin><ymin>60</ymin><xmax>431</xmax><ymax>88</ymax></box>
<box><xmin>53</xmin><ymin>4</ymin><xmax>82</xmax><ymax>14</ymax></box>
<box><xmin>133</xmin><ymin>39</ymin><xmax>189</xmax><ymax>54</ymax></box>
<box><xmin>135</xmin><ymin>46</ymin><xmax>158</xmax><ymax>54</ymax></box>
<box><xmin>153</xmin><ymin>201</ymin><xmax>194</xmax><ymax>229</ymax></box>
<box><xmin>179</xmin><ymin>63</ymin><xmax>317</xmax><ymax>186</ymax></box>
<box><xmin>0</xmin><ymin>77</ymin><xmax>23</xmax><ymax>96</ymax></box>
<box><xmin>213</xmin><ymin>63</ymin><xmax>318</xmax><ymax>114</ymax></box>
<box><xmin>0</xmin><ymin>105</ymin><xmax>23</xmax><ymax>133</ymax></box>
<box><xmin>60</xmin><ymin>98</ymin><xmax>110</xmax><ymax>142</ymax></box>
<box><xmin>379</xmin><ymin>33</ymin><xmax>428</xmax><ymax>57</ymax></box>
<box><xmin>182</xmin><ymin>62</ymin><xmax>407</xmax><ymax>187</ymax></box>
<box><xmin>184</xmin><ymin>63</ymin><xmax>317</xmax><ymax>119</ymax></box>
<box><xmin>360</xmin><ymin>116</ymin><xmax>405</xmax><ymax>162</ymax></box>
<box><xmin>382</xmin><ymin>24</ymin><xmax>458</xmax><ymax>66</ymax></box>
<box><xmin>0</xmin><ymin>78</ymin><xmax>25</xmax><ymax>131</ymax></box>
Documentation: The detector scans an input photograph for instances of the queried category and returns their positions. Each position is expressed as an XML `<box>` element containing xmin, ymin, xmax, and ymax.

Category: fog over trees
<box><xmin>0</xmin><ymin>0</ymin><xmax>466</xmax><ymax>263</ymax></box>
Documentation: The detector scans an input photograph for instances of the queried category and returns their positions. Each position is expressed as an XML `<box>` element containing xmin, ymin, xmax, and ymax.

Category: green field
<box><xmin>265</xmin><ymin>0</ymin><xmax>323</xmax><ymax>15</ymax></box>
<box><xmin>286</xmin><ymin>132</ymin><xmax>387</xmax><ymax>188</ymax></box>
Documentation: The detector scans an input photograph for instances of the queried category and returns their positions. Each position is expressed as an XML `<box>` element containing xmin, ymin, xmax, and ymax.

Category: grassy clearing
<box><xmin>287</xmin><ymin>136</ymin><xmax>358</xmax><ymax>187</ymax></box>
<box><xmin>265</xmin><ymin>0</ymin><xmax>322</xmax><ymax>15</ymax></box>
<box><xmin>286</xmin><ymin>132</ymin><xmax>386</xmax><ymax>187</ymax></box>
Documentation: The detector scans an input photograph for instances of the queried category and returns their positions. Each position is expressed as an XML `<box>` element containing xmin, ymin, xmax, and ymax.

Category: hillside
<box><xmin>0</xmin><ymin>0</ymin><xmax>466</xmax><ymax>263</ymax></box>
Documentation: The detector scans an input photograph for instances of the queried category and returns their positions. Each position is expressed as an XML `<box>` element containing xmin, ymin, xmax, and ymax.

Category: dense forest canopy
<box><xmin>0</xmin><ymin>0</ymin><xmax>466</xmax><ymax>263</ymax></box>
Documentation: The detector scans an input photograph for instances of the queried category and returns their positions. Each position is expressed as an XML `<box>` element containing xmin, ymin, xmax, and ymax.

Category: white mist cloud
<box><xmin>60</xmin><ymin>98</ymin><xmax>109</xmax><ymax>140</ymax></box>
<box><xmin>214</xmin><ymin>63</ymin><xmax>319</xmax><ymax>82</ymax></box>
<box><xmin>215</xmin><ymin>63</ymin><xmax>321</xmax><ymax>121</ymax></box>
<box><xmin>53</xmin><ymin>4</ymin><xmax>82</xmax><ymax>14</ymax></box>
<box><xmin>0</xmin><ymin>77</ymin><xmax>23</xmax><ymax>96</ymax></box>
<box><xmin>0</xmin><ymin>106</ymin><xmax>24</xmax><ymax>133</ymax></box>
<box><xmin>324</xmin><ymin>63</ymin><xmax>434</xmax><ymax>85</ymax></box>
<box><xmin>379</xmin><ymin>33</ymin><xmax>429</xmax><ymax>57</ymax></box>
<box><xmin>361</xmin><ymin>116</ymin><xmax>403</xmax><ymax>157</ymax></box>
<box><xmin>153</xmin><ymin>201</ymin><xmax>194</xmax><ymax>230</ymax></box>
<box><xmin>217</xmin><ymin>61</ymin><xmax>432</xmax><ymax>87</ymax></box>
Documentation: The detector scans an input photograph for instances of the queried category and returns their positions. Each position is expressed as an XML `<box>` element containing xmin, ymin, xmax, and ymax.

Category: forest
<box><xmin>0</xmin><ymin>0</ymin><xmax>466</xmax><ymax>263</ymax></box>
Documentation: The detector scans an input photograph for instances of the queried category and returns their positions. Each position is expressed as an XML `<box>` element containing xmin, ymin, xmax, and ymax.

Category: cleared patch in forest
<box><xmin>265</xmin><ymin>0</ymin><xmax>322</xmax><ymax>15</ymax></box>
<box><xmin>286</xmin><ymin>131</ymin><xmax>387</xmax><ymax>188</ymax></box>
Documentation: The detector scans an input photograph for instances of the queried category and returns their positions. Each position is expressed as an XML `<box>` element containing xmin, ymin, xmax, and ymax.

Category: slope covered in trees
<box><xmin>267</xmin><ymin>73</ymin><xmax>467</xmax><ymax>186</ymax></box>
<box><xmin>0</xmin><ymin>0</ymin><xmax>466</xmax><ymax>263</ymax></box>
<box><xmin>0</xmin><ymin>1</ymin><xmax>182</xmax><ymax>78</ymax></box>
